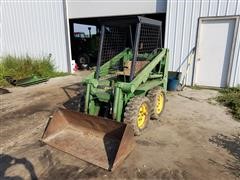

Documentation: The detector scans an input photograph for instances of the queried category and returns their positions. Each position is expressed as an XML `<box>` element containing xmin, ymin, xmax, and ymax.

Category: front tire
<box><xmin>124</xmin><ymin>96</ymin><xmax>151</xmax><ymax>136</ymax></box>
<box><xmin>147</xmin><ymin>87</ymin><xmax>166</xmax><ymax>120</ymax></box>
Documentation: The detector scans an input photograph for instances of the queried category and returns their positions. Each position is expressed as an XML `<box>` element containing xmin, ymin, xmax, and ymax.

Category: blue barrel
<box><xmin>167</xmin><ymin>78</ymin><xmax>180</xmax><ymax>91</ymax></box>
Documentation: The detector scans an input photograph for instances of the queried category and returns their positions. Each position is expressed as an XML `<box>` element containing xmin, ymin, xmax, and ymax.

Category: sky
<box><xmin>73</xmin><ymin>24</ymin><xmax>97</xmax><ymax>36</ymax></box>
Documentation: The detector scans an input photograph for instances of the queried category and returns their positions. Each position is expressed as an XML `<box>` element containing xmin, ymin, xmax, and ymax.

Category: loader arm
<box><xmin>113</xmin><ymin>48</ymin><xmax>169</xmax><ymax>122</ymax></box>
<box><xmin>116</xmin><ymin>48</ymin><xmax>168</xmax><ymax>93</ymax></box>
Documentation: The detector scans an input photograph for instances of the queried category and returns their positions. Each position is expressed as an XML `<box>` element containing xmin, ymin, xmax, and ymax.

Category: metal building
<box><xmin>165</xmin><ymin>0</ymin><xmax>240</xmax><ymax>87</ymax></box>
<box><xmin>1</xmin><ymin>1</ymin><xmax>70</xmax><ymax>72</ymax></box>
<box><xmin>1</xmin><ymin>0</ymin><xmax>240</xmax><ymax>87</ymax></box>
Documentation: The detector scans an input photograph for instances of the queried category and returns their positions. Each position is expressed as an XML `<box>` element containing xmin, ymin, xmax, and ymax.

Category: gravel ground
<box><xmin>0</xmin><ymin>71</ymin><xmax>239</xmax><ymax>180</ymax></box>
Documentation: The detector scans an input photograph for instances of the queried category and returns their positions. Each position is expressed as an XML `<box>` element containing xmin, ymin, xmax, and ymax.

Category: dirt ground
<box><xmin>0</xmin><ymin>71</ymin><xmax>239</xmax><ymax>180</ymax></box>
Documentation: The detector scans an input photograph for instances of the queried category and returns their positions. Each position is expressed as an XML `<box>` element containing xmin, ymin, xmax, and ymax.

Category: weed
<box><xmin>190</xmin><ymin>85</ymin><xmax>202</xmax><ymax>90</ymax></box>
<box><xmin>217</xmin><ymin>87</ymin><xmax>240</xmax><ymax>120</ymax></box>
<box><xmin>0</xmin><ymin>55</ymin><xmax>69</xmax><ymax>87</ymax></box>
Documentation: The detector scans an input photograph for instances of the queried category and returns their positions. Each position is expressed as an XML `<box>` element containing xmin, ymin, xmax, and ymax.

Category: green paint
<box><xmin>82</xmin><ymin>48</ymin><xmax>169</xmax><ymax>122</ymax></box>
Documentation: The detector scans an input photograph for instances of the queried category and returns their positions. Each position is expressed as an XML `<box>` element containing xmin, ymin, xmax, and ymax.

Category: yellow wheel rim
<box><xmin>156</xmin><ymin>92</ymin><xmax>164</xmax><ymax>114</ymax></box>
<box><xmin>137</xmin><ymin>103</ymin><xmax>148</xmax><ymax>129</ymax></box>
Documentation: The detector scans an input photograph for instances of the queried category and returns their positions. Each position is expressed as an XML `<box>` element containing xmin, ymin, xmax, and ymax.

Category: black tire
<box><xmin>147</xmin><ymin>87</ymin><xmax>166</xmax><ymax>120</ymax></box>
<box><xmin>124</xmin><ymin>96</ymin><xmax>151</xmax><ymax>136</ymax></box>
<box><xmin>76</xmin><ymin>53</ymin><xmax>90</xmax><ymax>69</ymax></box>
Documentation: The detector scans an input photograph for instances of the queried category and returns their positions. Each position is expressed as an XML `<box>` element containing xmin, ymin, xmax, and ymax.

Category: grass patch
<box><xmin>0</xmin><ymin>55</ymin><xmax>69</xmax><ymax>87</ymax></box>
<box><xmin>190</xmin><ymin>85</ymin><xmax>202</xmax><ymax>90</ymax></box>
<box><xmin>217</xmin><ymin>87</ymin><xmax>240</xmax><ymax>120</ymax></box>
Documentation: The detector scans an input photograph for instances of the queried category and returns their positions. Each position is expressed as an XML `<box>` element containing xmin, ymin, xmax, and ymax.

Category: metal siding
<box><xmin>237</xmin><ymin>50</ymin><xmax>240</xmax><ymax>86</ymax></box>
<box><xmin>174</xmin><ymin>1</ymin><xmax>185</xmax><ymax>71</ymax></box>
<box><xmin>0</xmin><ymin>3</ymin><xmax>2</xmax><ymax>54</ymax></box>
<box><xmin>208</xmin><ymin>0</ymin><xmax>219</xmax><ymax>16</ymax></box>
<box><xmin>232</xmin><ymin>23</ymin><xmax>240</xmax><ymax>86</ymax></box>
<box><xmin>165</xmin><ymin>0</ymin><xmax>240</xmax><ymax>87</ymax></box>
<box><xmin>200</xmin><ymin>0</ymin><xmax>210</xmax><ymax>17</ymax></box>
<box><xmin>218</xmin><ymin>0</ymin><xmax>228</xmax><ymax>15</ymax></box>
<box><xmin>180</xmin><ymin>1</ymin><xmax>192</xmax><ymax>73</ymax></box>
<box><xmin>226</xmin><ymin>0</ymin><xmax>238</xmax><ymax>15</ymax></box>
<box><xmin>2</xmin><ymin>1</ymin><xmax>69</xmax><ymax>72</ymax></box>
<box><xmin>166</xmin><ymin>0</ymin><xmax>178</xmax><ymax>70</ymax></box>
<box><xmin>67</xmin><ymin>0</ymin><xmax>167</xmax><ymax>19</ymax></box>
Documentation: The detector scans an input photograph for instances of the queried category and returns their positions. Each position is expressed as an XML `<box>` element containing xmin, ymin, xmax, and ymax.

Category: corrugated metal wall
<box><xmin>165</xmin><ymin>0</ymin><xmax>240</xmax><ymax>87</ymax></box>
<box><xmin>1</xmin><ymin>0</ymin><xmax>70</xmax><ymax>72</ymax></box>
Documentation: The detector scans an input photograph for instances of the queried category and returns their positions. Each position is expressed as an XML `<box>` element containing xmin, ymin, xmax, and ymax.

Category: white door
<box><xmin>195</xmin><ymin>18</ymin><xmax>236</xmax><ymax>87</ymax></box>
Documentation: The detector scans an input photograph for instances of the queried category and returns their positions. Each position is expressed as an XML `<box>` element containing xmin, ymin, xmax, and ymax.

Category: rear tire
<box><xmin>147</xmin><ymin>87</ymin><xmax>166</xmax><ymax>120</ymax></box>
<box><xmin>124</xmin><ymin>96</ymin><xmax>151</xmax><ymax>136</ymax></box>
<box><xmin>76</xmin><ymin>53</ymin><xmax>90</xmax><ymax>69</ymax></box>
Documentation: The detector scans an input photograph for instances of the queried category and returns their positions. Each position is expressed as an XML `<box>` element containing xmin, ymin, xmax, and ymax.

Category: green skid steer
<box><xmin>42</xmin><ymin>16</ymin><xmax>169</xmax><ymax>171</ymax></box>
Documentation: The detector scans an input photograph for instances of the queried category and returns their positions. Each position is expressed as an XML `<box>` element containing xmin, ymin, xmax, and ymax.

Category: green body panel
<box><xmin>95</xmin><ymin>91</ymin><xmax>111</xmax><ymax>102</ymax></box>
<box><xmin>11</xmin><ymin>76</ymin><xmax>48</xmax><ymax>87</ymax></box>
<box><xmin>136</xmin><ymin>79</ymin><xmax>164</xmax><ymax>92</ymax></box>
<box><xmin>83</xmin><ymin>48</ymin><xmax>169</xmax><ymax>122</ymax></box>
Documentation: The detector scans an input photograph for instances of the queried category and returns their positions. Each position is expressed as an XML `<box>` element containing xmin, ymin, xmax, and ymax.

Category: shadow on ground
<box><xmin>0</xmin><ymin>88</ymin><xmax>10</xmax><ymax>95</ymax></box>
<box><xmin>62</xmin><ymin>82</ymin><xmax>86</xmax><ymax>112</ymax></box>
<box><xmin>0</xmin><ymin>154</ymin><xmax>38</xmax><ymax>180</ymax></box>
<box><xmin>209</xmin><ymin>133</ymin><xmax>240</xmax><ymax>178</ymax></box>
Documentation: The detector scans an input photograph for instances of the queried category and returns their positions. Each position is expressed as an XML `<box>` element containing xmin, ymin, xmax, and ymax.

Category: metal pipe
<box><xmin>158</xmin><ymin>25</ymin><xmax>163</xmax><ymax>48</ymax></box>
<box><xmin>116</xmin><ymin>90</ymin><xmax>123</xmax><ymax>122</ymax></box>
<box><xmin>88</xmin><ymin>27</ymin><xmax>92</xmax><ymax>38</ymax></box>
<box><xmin>113</xmin><ymin>87</ymin><xmax>120</xmax><ymax>120</ymax></box>
<box><xmin>130</xmin><ymin>23</ymin><xmax>141</xmax><ymax>81</ymax></box>
<box><xmin>95</xmin><ymin>25</ymin><xmax>105</xmax><ymax>79</ymax></box>
<box><xmin>129</xmin><ymin>25</ymin><xmax>133</xmax><ymax>48</ymax></box>
<box><xmin>84</xmin><ymin>83</ymin><xmax>91</xmax><ymax>113</ymax></box>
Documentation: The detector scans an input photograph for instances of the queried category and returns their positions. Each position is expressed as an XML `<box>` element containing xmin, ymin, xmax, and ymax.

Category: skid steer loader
<box><xmin>42</xmin><ymin>16</ymin><xmax>169</xmax><ymax>171</ymax></box>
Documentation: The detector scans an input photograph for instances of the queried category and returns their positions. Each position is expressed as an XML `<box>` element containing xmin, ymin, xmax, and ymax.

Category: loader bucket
<box><xmin>42</xmin><ymin>108</ymin><xmax>135</xmax><ymax>171</ymax></box>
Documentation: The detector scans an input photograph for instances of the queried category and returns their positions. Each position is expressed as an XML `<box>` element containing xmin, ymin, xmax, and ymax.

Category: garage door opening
<box><xmin>69</xmin><ymin>13</ymin><xmax>166</xmax><ymax>70</ymax></box>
